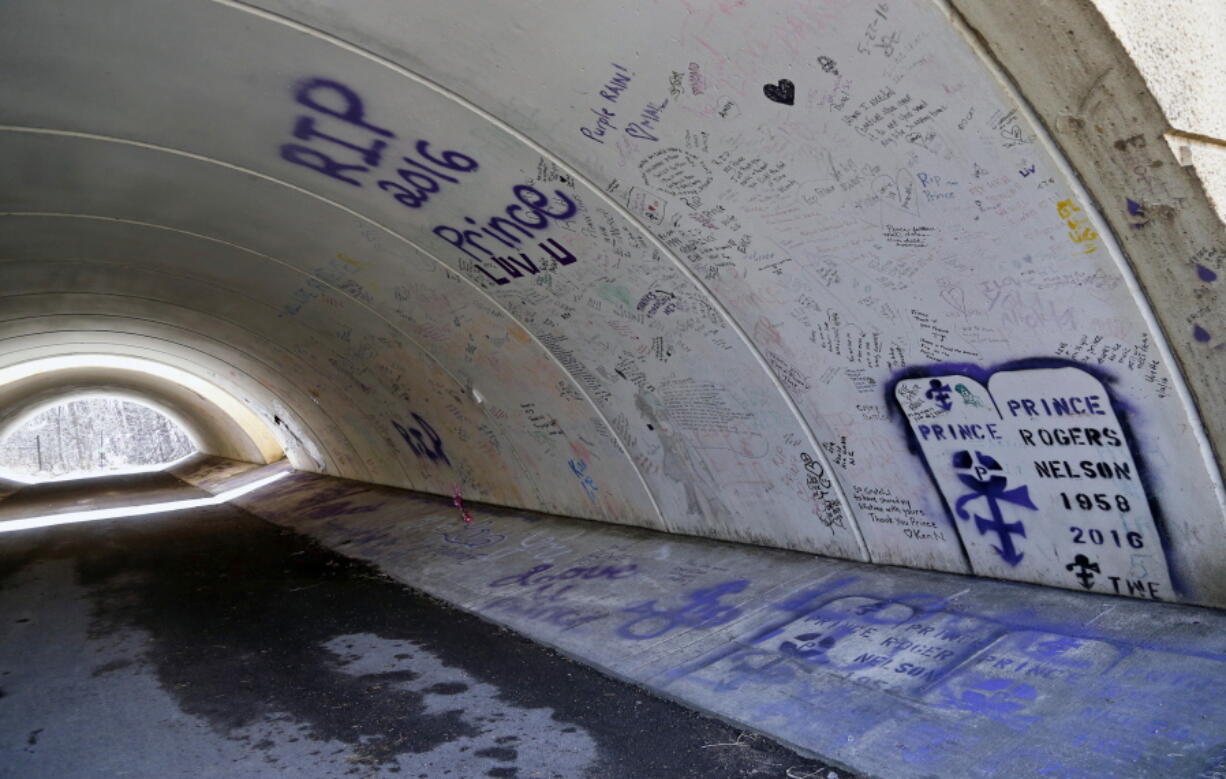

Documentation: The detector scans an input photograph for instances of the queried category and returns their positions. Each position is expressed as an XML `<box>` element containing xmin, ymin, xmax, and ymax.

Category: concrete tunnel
<box><xmin>2</xmin><ymin>0</ymin><xmax>1226</xmax><ymax>776</ymax></box>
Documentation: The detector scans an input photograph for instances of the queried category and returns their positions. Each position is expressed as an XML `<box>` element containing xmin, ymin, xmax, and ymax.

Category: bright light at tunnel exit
<box><xmin>0</xmin><ymin>470</ymin><xmax>291</xmax><ymax>534</ymax></box>
<box><xmin>0</xmin><ymin>354</ymin><xmax>284</xmax><ymax>464</ymax></box>
<box><xmin>0</xmin><ymin>397</ymin><xmax>199</xmax><ymax>484</ymax></box>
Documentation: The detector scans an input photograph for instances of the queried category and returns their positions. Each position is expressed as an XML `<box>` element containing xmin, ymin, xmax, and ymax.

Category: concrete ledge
<box><xmin>178</xmin><ymin>458</ymin><xmax>1226</xmax><ymax>778</ymax></box>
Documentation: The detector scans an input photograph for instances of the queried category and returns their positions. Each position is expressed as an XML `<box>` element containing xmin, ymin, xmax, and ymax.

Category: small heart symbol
<box><xmin>763</xmin><ymin>79</ymin><xmax>795</xmax><ymax>106</ymax></box>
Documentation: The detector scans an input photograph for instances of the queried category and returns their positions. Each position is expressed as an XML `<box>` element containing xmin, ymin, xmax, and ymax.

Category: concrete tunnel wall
<box><xmin>2</xmin><ymin>0</ymin><xmax>1225</xmax><ymax>606</ymax></box>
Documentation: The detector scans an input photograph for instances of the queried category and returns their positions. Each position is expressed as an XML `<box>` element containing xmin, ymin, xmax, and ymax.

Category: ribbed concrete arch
<box><xmin>2</xmin><ymin>0</ymin><xmax>1225</xmax><ymax>607</ymax></box>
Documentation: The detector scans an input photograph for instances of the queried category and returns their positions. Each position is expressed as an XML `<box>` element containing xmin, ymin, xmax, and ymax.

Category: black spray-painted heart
<box><xmin>763</xmin><ymin>78</ymin><xmax>795</xmax><ymax>106</ymax></box>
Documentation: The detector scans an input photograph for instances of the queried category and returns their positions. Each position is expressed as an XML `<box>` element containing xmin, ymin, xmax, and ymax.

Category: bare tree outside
<box><xmin>0</xmin><ymin>397</ymin><xmax>196</xmax><ymax>480</ymax></box>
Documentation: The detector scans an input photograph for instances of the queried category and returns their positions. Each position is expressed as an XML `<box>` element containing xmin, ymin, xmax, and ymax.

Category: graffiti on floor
<box><xmin>616</xmin><ymin>579</ymin><xmax>748</xmax><ymax>640</ymax></box>
<box><xmin>191</xmin><ymin>456</ymin><xmax>1226</xmax><ymax>778</ymax></box>
<box><xmin>485</xmin><ymin>561</ymin><xmax>638</xmax><ymax>631</ymax></box>
<box><xmin>667</xmin><ymin>578</ymin><xmax>999</xmax><ymax>695</ymax></box>
<box><xmin>663</xmin><ymin>574</ymin><xmax>1226</xmax><ymax>773</ymax></box>
<box><xmin>441</xmin><ymin>519</ymin><xmax>504</xmax><ymax>549</ymax></box>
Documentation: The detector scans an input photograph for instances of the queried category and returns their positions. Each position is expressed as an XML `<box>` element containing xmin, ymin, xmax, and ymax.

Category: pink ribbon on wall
<box><xmin>452</xmin><ymin>485</ymin><xmax>473</xmax><ymax>523</ymax></box>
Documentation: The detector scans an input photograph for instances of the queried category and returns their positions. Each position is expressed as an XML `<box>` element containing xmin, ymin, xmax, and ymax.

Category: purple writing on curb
<box><xmin>489</xmin><ymin>562</ymin><xmax>638</xmax><ymax>588</ymax></box>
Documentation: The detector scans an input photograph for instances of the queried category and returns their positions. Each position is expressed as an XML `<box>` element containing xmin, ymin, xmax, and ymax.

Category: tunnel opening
<box><xmin>0</xmin><ymin>395</ymin><xmax>197</xmax><ymax>483</ymax></box>
<box><xmin>0</xmin><ymin>355</ymin><xmax>288</xmax><ymax>471</ymax></box>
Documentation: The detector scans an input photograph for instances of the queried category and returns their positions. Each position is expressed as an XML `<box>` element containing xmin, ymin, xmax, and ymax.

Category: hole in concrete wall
<box><xmin>0</xmin><ymin>397</ymin><xmax>197</xmax><ymax>482</ymax></box>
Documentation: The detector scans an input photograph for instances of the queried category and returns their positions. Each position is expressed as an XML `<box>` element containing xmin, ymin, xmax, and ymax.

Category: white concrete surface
<box><xmin>1</xmin><ymin>0</ymin><xmax>1224</xmax><ymax>605</ymax></box>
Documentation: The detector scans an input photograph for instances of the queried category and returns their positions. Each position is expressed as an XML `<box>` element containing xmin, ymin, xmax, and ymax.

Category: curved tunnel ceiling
<box><xmin>2</xmin><ymin>0</ymin><xmax>1225</xmax><ymax>605</ymax></box>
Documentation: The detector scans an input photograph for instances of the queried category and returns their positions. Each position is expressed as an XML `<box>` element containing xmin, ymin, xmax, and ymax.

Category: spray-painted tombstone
<box><xmin>896</xmin><ymin>366</ymin><xmax>1171</xmax><ymax>599</ymax></box>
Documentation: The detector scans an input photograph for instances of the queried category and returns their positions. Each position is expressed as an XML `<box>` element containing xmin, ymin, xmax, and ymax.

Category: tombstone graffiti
<box><xmin>950</xmin><ymin>449</ymin><xmax>1036</xmax><ymax>565</ymax></box>
<box><xmin>893</xmin><ymin>363</ymin><xmax>1173</xmax><ymax>598</ymax></box>
<box><xmin>669</xmin><ymin>579</ymin><xmax>1001</xmax><ymax>696</ymax></box>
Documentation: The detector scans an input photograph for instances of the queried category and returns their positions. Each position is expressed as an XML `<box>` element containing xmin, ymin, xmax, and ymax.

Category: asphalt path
<box><xmin>0</xmin><ymin>477</ymin><xmax>849</xmax><ymax>778</ymax></box>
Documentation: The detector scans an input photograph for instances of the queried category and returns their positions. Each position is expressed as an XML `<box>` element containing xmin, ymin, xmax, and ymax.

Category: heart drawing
<box><xmin>763</xmin><ymin>79</ymin><xmax>795</xmax><ymax>106</ymax></box>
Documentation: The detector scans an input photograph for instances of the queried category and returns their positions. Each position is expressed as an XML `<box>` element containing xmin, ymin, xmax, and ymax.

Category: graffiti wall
<box><xmin>1</xmin><ymin>0</ymin><xmax>1224</xmax><ymax>604</ymax></box>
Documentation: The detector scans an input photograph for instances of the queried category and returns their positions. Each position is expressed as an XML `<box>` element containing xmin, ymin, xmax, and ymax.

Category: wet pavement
<box><xmin>0</xmin><ymin>476</ymin><xmax>846</xmax><ymax>778</ymax></box>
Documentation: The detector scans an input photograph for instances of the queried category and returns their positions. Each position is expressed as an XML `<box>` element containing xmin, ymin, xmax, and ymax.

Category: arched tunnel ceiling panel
<box><xmin>2</xmin><ymin>0</ymin><xmax>1225</xmax><ymax>603</ymax></box>
<box><xmin>0</xmin><ymin>298</ymin><xmax>586</xmax><ymax>520</ymax></box>
<box><xmin>0</xmin><ymin>219</ymin><xmax>654</xmax><ymax>522</ymax></box>
<box><xmin>0</xmin><ymin>214</ymin><xmax>659</xmax><ymax>524</ymax></box>
<box><xmin>0</xmin><ymin>71</ymin><xmax>867</xmax><ymax>556</ymax></box>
